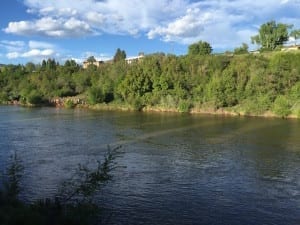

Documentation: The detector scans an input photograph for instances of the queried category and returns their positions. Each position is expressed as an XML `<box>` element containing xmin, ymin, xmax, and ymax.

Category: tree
<box><xmin>87</xmin><ymin>86</ymin><xmax>104</xmax><ymax>105</ymax></box>
<box><xmin>41</xmin><ymin>60</ymin><xmax>47</xmax><ymax>70</ymax></box>
<box><xmin>290</xmin><ymin>29</ymin><xmax>300</xmax><ymax>45</ymax></box>
<box><xmin>86</xmin><ymin>56</ymin><xmax>96</xmax><ymax>63</ymax></box>
<box><xmin>234</xmin><ymin>43</ymin><xmax>249</xmax><ymax>54</ymax></box>
<box><xmin>25</xmin><ymin>62</ymin><xmax>36</xmax><ymax>73</ymax></box>
<box><xmin>113</xmin><ymin>48</ymin><xmax>126</xmax><ymax>62</ymax></box>
<box><xmin>251</xmin><ymin>20</ymin><xmax>292</xmax><ymax>51</ymax></box>
<box><xmin>273</xmin><ymin>95</ymin><xmax>291</xmax><ymax>117</ymax></box>
<box><xmin>46</xmin><ymin>58</ymin><xmax>57</xmax><ymax>70</ymax></box>
<box><xmin>188</xmin><ymin>41</ymin><xmax>212</xmax><ymax>56</ymax></box>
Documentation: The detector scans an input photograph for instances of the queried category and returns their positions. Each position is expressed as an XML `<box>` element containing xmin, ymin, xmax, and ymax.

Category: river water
<box><xmin>0</xmin><ymin>106</ymin><xmax>300</xmax><ymax>225</ymax></box>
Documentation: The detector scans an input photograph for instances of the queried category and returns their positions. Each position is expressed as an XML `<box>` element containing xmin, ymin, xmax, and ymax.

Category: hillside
<box><xmin>0</xmin><ymin>51</ymin><xmax>300</xmax><ymax>118</ymax></box>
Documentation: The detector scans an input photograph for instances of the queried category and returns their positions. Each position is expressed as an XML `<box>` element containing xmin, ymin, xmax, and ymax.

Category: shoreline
<box><xmin>2</xmin><ymin>100</ymin><xmax>299</xmax><ymax>119</ymax></box>
<box><xmin>56</xmin><ymin>101</ymin><xmax>300</xmax><ymax>119</ymax></box>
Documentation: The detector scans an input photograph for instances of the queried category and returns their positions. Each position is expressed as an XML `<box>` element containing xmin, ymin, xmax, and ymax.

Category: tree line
<box><xmin>0</xmin><ymin>21</ymin><xmax>300</xmax><ymax>118</ymax></box>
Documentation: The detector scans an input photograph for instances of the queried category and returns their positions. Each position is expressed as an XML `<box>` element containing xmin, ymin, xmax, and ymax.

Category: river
<box><xmin>0</xmin><ymin>106</ymin><xmax>300</xmax><ymax>225</ymax></box>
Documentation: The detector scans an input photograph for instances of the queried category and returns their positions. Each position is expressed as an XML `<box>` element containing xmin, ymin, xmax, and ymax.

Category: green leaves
<box><xmin>59</xmin><ymin>145</ymin><xmax>121</xmax><ymax>203</ymax></box>
<box><xmin>0</xmin><ymin>147</ymin><xmax>121</xmax><ymax>225</ymax></box>
<box><xmin>273</xmin><ymin>95</ymin><xmax>291</xmax><ymax>117</ymax></box>
<box><xmin>290</xmin><ymin>29</ymin><xmax>300</xmax><ymax>45</ymax></box>
<box><xmin>188</xmin><ymin>41</ymin><xmax>212</xmax><ymax>56</ymax></box>
<box><xmin>251</xmin><ymin>20</ymin><xmax>291</xmax><ymax>51</ymax></box>
<box><xmin>87</xmin><ymin>86</ymin><xmax>105</xmax><ymax>105</ymax></box>
<box><xmin>234</xmin><ymin>43</ymin><xmax>249</xmax><ymax>55</ymax></box>
<box><xmin>113</xmin><ymin>48</ymin><xmax>126</xmax><ymax>62</ymax></box>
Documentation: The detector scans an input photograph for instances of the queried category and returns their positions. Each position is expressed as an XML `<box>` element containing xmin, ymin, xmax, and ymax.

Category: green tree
<box><xmin>26</xmin><ymin>90</ymin><xmax>45</xmax><ymax>105</ymax></box>
<box><xmin>188</xmin><ymin>41</ymin><xmax>212</xmax><ymax>56</ymax></box>
<box><xmin>86</xmin><ymin>56</ymin><xmax>96</xmax><ymax>63</ymax></box>
<box><xmin>234</xmin><ymin>43</ymin><xmax>249</xmax><ymax>54</ymax></box>
<box><xmin>25</xmin><ymin>62</ymin><xmax>36</xmax><ymax>73</ymax></box>
<box><xmin>113</xmin><ymin>48</ymin><xmax>126</xmax><ymax>62</ymax></box>
<box><xmin>290</xmin><ymin>29</ymin><xmax>300</xmax><ymax>45</ymax></box>
<box><xmin>273</xmin><ymin>95</ymin><xmax>291</xmax><ymax>117</ymax></box>
<box><xmin>289</xmin><ymin>82</ymin><xmax>300</xmax><ymax>102</ymax></box>
<box><xmin>63</xmin><ymin>60</ymin><xmax>80</xmax><ymax>75</ymax></box>
<box><xmin>87</xmin><ymin>86</ymin><xmax>104</xmax><ymax>105</ymax></box>
<box><xmin>251</xmin><ymin>21</ymin><xmax>292</xmax><ymax>51</ymax></box>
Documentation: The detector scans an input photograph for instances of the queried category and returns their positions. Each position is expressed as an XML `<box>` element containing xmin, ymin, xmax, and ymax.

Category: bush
<box><xmin>0</xmin><ymin>92</ymin><xmax>8</xmax><ymax>103</ymax></box>
<box><xmin>290</xmin><ymin>101</ymin><xmax>300</xmax><ymax>118</ymax></box>
<box><xmin>273</xmin><ymin>95</ymin><xmax>291</xmax><ymax>117</ymax></box>
<box><xmin>242</xmin><ymin>95</ymin><xmax>272</xmax><ymax>115</ymax></box>
<box><xmin>178</xmin><ymin>99</ymin><xmax>192</xmax><ymax>113</ymax></box>
<box><xmin>64</xmin><ymin>99</ymin><xmax>76</xmax><ymax>109</ymax></box>
<box><xmin>159</xmin><ymin>94</ymin><xmax>177</xmax><ymax>109</ymax></box>
<box><xmin>87</xmin><ymin>87</ymin><xmax>104</xmax><ymax>105</ymax></box>
<box><xmin>27</xmin><ymin>91</ymin><xmax>45</xmax><ymax>105</ymax></box>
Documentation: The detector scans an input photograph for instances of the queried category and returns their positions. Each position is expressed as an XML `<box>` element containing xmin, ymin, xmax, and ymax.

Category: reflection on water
<box><xmin>0</xmin><ymin>106</ymin><xmax>300</xmax><ymax>225</ymax></box>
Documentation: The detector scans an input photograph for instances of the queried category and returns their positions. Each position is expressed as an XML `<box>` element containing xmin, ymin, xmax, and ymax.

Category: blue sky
<box><xmin>0</xmin><ymin>0</ymin><xmax>300</xmax><ymax>64</ymax></box>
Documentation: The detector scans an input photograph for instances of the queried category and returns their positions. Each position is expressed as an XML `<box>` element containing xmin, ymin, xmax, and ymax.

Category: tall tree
<box><xmin>188</xmin><ymin>41</ymin><xmax>212</xmax><ymax>56</ymax></box>
<box><xmin>290</xmin><ymin>29</ymin><xmax>300</xmax><ymax>45</ymax></box>
<box><xmin>113</xmin><ymin>48</ymin><xmax>126</xmax><ymax>62</ymax></box>
<box><xmin>87</xmin><ymin>56</ymin><xmax>96</xmax><ymax>63</ymax></box>
<box><xmin>234</xmin><ymin>43</ymin><xmax>249</xmax><ymax>54</ymax></box>
<box><xmin>251</xmin><ymin>20</ymin><xmax>292</xmax><ymax>51</ymax></box>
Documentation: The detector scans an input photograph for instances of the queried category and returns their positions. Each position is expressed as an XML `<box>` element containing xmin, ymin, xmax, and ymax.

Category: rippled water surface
<box><xmin>0</xmin><ymin>106</ymin><xmax>300</xmax><ymax>225</ymax></box>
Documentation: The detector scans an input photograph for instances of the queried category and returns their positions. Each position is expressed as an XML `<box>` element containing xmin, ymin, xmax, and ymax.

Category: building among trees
<box><xmin>83</xmin><ymin>52</ymin><xmax>144</xmax><ymax>69</ymax></box>
<box><xmin>82</xmin><ymin>60</ymin><xmax>104</xmax><ymax>69</ymax></box>
<box><xmin>125</xmin><ymin>52</ymin><xmax>145</xmax><ymax>64</ymax></box>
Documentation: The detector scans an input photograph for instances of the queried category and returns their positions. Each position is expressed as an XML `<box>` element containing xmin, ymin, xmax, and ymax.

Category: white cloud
<box><xmin>82</xmin><ymin>51</ymin><xmax>112</xmax><ymax>62</ymax></box>
<box><xmin>4</xmin><ymin>0</ymin><xmax>300</xmax><ymax>49</ymax></box>
<box><xmin>281</xmin><ymin>0</ymin><xmax>290</xmax><ymax>3</ymax></box>
<box><xmin>5</xmin><ymin>17</ymin><xmax>92</xmax><ymax>38</ymax></box>
<box><xmin>0</xmin><ymin>40</ymin><xmax>26</xmax><ymax>52</ymax></box>
<box><xmin>148</xmin><ymin>8</ymin><xmax>212</xmax><ymax>43</ymax></box>
<box><xmin>5</xmin><ymin>0</ymin><xmax>188</xmax><ymax>37</ymax></box>
<box><xmin>2</xmin><ymin>40</ymin><xmax>58</xmax><ymax>62</ymax></box>
<box><xmin>1</xmin><ymin>40</ymin><xmax>25</xmax><ymax>47</ymax></box>
<box><xmin>21</xmin><ymin>49</ymin><xmax>55</xmax><ymax>58</ymax></box>
<box><xmin>86</xmin><ymin>12</ymin><xmax>105</xmax><ymax>25</ymax></box>
<box><xmin>6</xmin><ymin>52</ymin><xmax>20</xmax><ymax>59</ymax></box>
<box><xmin>28</xmin><ymin>41</ymin><xmax>55</xmax><ymax>49</ymax></box>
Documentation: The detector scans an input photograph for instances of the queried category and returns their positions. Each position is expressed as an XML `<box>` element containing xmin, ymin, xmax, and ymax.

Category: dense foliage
<box><xmin>1</xmin><ymin>50</ymin><xmax>300</xmax><ymax>117</ymax></box>
<box><xmin>188</xmin><ymin>41</ymin><xmax>212</xmax><ymax>56</ymax></box>
<box><xmin>251</xmin><ymin>20</ymin><xmax>298</xmax><ymax>51</ymax></box>
<box><xmin>113</xmin><ymin>48</ymin><xmax>126</xmax><ymax>62</ymax></box>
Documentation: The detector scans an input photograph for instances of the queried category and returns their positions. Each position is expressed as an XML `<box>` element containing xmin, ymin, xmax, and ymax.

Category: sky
<box><xmin>0</xmin><ymin>0</ymin><xmax>300</xmax><ymax>65</ymax></box>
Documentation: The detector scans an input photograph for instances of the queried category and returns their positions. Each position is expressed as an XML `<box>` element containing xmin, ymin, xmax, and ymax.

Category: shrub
<box><xmin>64</xmin><ymin>99</ymin><xmax>76</xmax><ymax>109</ymax></box>
<box><xmin>178</xmin><ymin>99</ymin><xmax>192</xmax><ymax>113</ymax></box>
<box><xmin>27</xmin><ymin>91</ymin><xmax>44</xmax><ymax>105</ymax></box>
<box><xmin>87</xmin><ymin>87</ymin><xmax>104</xmax><ymax>105</ymax></box>
<box><xmin>242</xmin><ymin>95</ymin><xmax>272</xmax><ymax>115</ymax></box>
<box><xmin>273</xmin><ymin>95</ymin><xmax>291</xmax><ymax>117</ymax></box>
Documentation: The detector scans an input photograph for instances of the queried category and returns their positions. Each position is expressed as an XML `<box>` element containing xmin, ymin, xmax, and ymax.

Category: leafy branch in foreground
<box><xmin>0</xmin><ymin>153</ymin><xmax>24</xmax><ymax>200</ymax></box>
<box><xmin>58</xmin><ymin>145</ymin><xmax>122</xmax><ymax>203</ymax></box>
<box><xmin>0</xmin><ymin>146</ymin><xmax>122</xmax><ymax>225</ymax></box>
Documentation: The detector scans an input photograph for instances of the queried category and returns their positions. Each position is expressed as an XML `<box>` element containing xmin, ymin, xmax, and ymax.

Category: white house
<box><xmin>125</xmin><ymin>53</ymin><xmax>145</xmax><ymax>64</ymax></box>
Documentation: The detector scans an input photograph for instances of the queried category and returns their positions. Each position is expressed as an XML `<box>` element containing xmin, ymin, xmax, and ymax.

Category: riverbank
<box><xmin>3</xmin><ymin>97</ymin><xmax>299</xmax><ymax>119</ymax></box>
<box><xmin>1</xmin><ymin>53</ymin><xmax>300</xmax><ymax>121</ymax></box>
<box><xmin>78</xmin><ymin>101</ymin><xmax>300</xmax><ymax>119</ymax></box>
